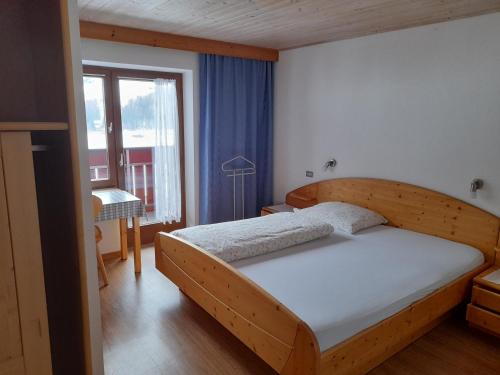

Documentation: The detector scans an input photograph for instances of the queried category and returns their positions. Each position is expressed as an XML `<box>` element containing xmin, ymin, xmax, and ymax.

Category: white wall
<box><xmin>81</xmin><ymin>39</ymin><xmax>199</xmax><ymax>250</ymax></box>
<box><xmin>274</xmin><ymin>13</ymin><xmax>500</xmax><ymax>216</ymax></box>
<box><xmin>67</xmin><ymin>5</ymin><xmax>104</xmax><ymax>374</ymax></box>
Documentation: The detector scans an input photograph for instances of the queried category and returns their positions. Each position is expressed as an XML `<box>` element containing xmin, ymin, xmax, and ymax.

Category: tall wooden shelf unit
<box><xmin>1</xmin><ymin>1</ymin><xmax>101</xmax><ymax>375</ymax></box>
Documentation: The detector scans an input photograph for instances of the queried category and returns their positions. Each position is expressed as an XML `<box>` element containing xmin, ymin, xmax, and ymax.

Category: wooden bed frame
<box><xmin>155</xmin><ymin>178</ymin><xmax>500</xmax><ymax>374</ymax></box>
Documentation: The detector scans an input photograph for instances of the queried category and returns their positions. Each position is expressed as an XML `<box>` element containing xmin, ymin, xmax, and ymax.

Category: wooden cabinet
<box><xmin>467</xmin><ymin>266</ymin><xmax>500</xmax><ymax>337</ymax></box>
<box><xmin>0</xmin><ymin>1</ymin><xmax>104</xmax><ymax>374</ymax></box>
<box><xmin>0</xmin><ymin>1</ymin><xmax>68</xmax><ymax>123</ymax></box>
<box><xmin>0</xmin><ymin>140</ymin><xmax>24</xmax><ymax>375</ymax></box>
<box><xmin>0</xmin><ymin>133</ymin><xmax>52</xmax><ymax>375</ymax></box>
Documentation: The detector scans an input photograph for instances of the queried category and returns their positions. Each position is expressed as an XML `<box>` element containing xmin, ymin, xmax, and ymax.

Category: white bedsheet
<box><xmin>171</xmin><ymin>212</ymin><xmax>333</xmax><ymax>262</ymax></box>
<box><xmin>232</xmin><ymin>225</ymin><xmax>484</xmax><ymax>351</ymax></box>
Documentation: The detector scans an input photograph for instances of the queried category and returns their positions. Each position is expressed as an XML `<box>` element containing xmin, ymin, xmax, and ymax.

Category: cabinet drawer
<box><xmin>471</xmin><ymin>286</ymin><xmax>500</xmax><ymax>313</ymax></box>
<box><xmin>466</xmin><ymin>304</ymin><xmax>500</xmax><ymax>336</ymax></box>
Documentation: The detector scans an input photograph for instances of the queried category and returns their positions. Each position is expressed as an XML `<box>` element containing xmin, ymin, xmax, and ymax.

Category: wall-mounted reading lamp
<box><xmin>470</xmin><ymin>178</ymin><xmax>484</xmax><ymax>199</ymax></box>
<box><xmin>324</xmin><ymin>158</ymin><xmax>337</xmax><ymax>171</ymax></box>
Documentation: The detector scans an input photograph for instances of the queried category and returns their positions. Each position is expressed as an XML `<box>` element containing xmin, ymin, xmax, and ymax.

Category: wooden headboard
<box><xmin>286</xmin><ymin>178</ymin><xmax>500</xmax><ymax>263</ymax></box>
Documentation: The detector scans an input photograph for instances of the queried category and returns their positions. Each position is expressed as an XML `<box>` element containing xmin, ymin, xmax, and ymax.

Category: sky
<box><xmin>83</xmin><ymin>76</ymin><xmax>154</xmax><ymax>107</ymax></box>
<box><xmin>84</xmin><ymin>77</ymin><xmax>156</xmax><ymax>149</ymax></box>
<box><xmin>84</xmin><ymin>77</ymin><xmax>177</xmax><ymax>150</ymax></box>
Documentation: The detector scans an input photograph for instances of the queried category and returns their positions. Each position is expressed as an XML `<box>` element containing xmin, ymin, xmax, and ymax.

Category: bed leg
<box><xmin>281</xmin><ymin>322</ymin><xmax>320</xmax><ymax>375</ymax></box>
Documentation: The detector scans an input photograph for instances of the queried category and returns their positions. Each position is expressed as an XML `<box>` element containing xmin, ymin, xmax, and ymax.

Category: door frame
<box><xmin>82</xmin><ymin>66</ymin><xmax>118</xmax><ymax>189</ymax></box>
<box><xmin>83</xmin><ymin>65</ymin><xmax>187</xmax><ymax>237</ymax></box>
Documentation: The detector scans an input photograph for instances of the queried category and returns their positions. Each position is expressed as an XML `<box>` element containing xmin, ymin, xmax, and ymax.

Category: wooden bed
<box><xmin>155</xmin><ymin>178</ymin><xmax>500</xmax><ymax>375</ymax></box>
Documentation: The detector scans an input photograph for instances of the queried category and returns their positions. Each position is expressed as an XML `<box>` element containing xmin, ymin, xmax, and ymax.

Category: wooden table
<box><xmin>93</xmin><ymin>188</ymin><xmax>145</xmax><ymax>273</ymax></box>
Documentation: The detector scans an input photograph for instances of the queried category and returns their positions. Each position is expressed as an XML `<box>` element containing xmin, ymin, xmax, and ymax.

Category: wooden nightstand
<box><xmin>261</xmin><ymin>203</ymin><xmax>295</xmax><ymax>216</ymax></box>
<box><xmin>466</xmin><ymin>266</ymin><xmax>500</xmax><ymax>337</ymax></box>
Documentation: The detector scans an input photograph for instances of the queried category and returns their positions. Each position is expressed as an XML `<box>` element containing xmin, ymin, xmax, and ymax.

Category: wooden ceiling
<box><xmin>78</xmin><ymin>0</ymin><xmax>500</xmax><ymax>50</ymax></box>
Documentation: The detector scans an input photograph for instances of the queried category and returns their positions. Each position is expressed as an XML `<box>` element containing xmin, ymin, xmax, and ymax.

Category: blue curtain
<box><xmin>199</xmin><ymin>54</ymin><xmax>273</xmax><ymax>224</ymax></box>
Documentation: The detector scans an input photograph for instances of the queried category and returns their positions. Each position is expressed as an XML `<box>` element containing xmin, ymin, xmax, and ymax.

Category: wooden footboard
<box><xmin>155</xmin><ymin>232</ymin><xmax>320</xmax><ymax>375</ymax></box>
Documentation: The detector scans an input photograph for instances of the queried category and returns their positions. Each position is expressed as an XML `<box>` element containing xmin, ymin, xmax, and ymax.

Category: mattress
<box><xmin>232</xmin><ymin>225</ymin><xmax>484</xmax><ymax>351</ymax></box>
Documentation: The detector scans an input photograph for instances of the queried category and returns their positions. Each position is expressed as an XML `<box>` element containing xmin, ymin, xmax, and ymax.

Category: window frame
<box><xmin>83</xmin><ymin>65</ymin><xmax>186</xmax><ymax>231</ymax></box>
<box><xmin>83</xmin><ymin>66</ymin><xmax>118</xmax><ymax>189</ymax></box>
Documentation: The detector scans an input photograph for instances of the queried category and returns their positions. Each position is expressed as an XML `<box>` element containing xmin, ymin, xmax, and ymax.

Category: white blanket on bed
<box><xmin>171</xmin><ymin>212</ymin><xmax>333</xmax><ymax>262</ymax></box>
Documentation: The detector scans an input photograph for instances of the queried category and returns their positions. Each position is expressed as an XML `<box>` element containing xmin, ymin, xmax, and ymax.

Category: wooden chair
<box><xmin>93</xmin><ymin>195</ymin><xmax>109</xmax><ymax>287</ymax></box>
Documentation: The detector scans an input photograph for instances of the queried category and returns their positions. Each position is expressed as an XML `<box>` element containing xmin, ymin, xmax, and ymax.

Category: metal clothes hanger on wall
<box><xmin>221</xmin><ymin>155</ymin><xmax>256</xmax><ymax>220</ymax></box>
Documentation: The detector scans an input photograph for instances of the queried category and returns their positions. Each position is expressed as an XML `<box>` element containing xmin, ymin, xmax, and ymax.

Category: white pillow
<box><xmin>294</xmin><ymin>202</ymin><xmax>387</xmax><ymax>234</ymax></box>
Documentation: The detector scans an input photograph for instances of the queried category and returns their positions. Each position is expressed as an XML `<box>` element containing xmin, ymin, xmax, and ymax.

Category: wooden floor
<box><xmin>100</xmin><ymin>247</ymin><xmax>500</xmax><ymax>375</ymax></box>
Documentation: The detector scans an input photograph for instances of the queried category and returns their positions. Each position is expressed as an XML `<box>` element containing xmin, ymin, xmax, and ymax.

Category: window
<box><xmin>84</xmin><ymin>68</ymin><xmax>116</xmax><ymax>187</ymax></box>
<box><xmin>83</xmin><ymin>66</ymin><xmax>185</xmax><ymax>230</ymax></box>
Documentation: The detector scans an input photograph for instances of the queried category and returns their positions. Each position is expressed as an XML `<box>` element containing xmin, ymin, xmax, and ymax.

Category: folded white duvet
<box><xmin>171</xmin><ymin>213</ymin><xmax>333</xmax><ymax>262</ymax></box>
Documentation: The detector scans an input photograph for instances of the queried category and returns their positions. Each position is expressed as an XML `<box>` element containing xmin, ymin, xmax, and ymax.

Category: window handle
<box><xmin>107</xmin><ymin>122</ymin><xmax>113</xmax><ymax>134</ymax></box>
<box><xmin>119</xmin><ymin>152</ymin><xmax>124</xmax><ymax>167</ymax></box>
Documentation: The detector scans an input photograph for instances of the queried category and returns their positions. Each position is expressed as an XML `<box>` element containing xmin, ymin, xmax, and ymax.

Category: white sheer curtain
<box><xmin>153</xmin><ymin>78</ymin><xmax>181</xmax><ymax>223</ymax></box>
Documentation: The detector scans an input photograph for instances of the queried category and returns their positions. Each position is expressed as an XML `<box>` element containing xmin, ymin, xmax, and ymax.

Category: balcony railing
<box><xmin>90</xmin><ymin>164</ymin><xmax>109</xmax><ymax>181</ymax></box>
<box><xmin>89</xmin><ymin>147</ymin><xmax>155</xmax><ymax>213</ymax></box>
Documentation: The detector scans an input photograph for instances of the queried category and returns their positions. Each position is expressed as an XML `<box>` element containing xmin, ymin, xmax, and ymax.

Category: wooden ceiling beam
<box><xmin>79</xmin><ymin>21</ymin><xmax>279</xmax><ymax>62</ymax></box>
